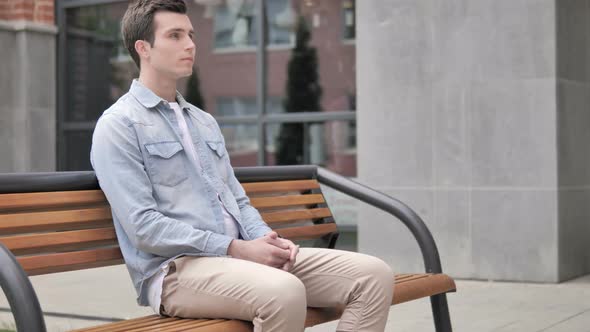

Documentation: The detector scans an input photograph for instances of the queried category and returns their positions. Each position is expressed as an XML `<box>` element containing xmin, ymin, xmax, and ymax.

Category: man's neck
<box><xmin>138</xmin><ymin>71</ymin><xmax>177</xmax><ymax>102</ymax></box>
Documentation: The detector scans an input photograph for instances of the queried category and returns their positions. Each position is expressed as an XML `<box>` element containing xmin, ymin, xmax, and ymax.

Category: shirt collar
<box><xmin>129</xmin><ymin>79</ymin><xmax>191</xmax><ymax>111</ymax></box>
<box><xmin>175</xmin><ymin>91</ymin><xmax>192</xmax><ymax>111</ymax></box>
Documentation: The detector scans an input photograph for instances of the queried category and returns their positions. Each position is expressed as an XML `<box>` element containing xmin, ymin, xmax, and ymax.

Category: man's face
<box><xmin>143</xmin><ymin>11</ymin><xmax>195</xmax><ymax>80</ymax></box>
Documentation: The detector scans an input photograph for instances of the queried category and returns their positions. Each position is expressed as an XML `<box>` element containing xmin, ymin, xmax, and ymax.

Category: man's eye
<box><xmin>171</xmin><ymin>33</ymin><xmax>179</xmax><ymax>39</ymax></box>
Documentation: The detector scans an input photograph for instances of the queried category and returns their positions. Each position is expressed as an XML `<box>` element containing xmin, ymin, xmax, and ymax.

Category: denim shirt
<box><xmin>90</xmin><ymin>80</ymin><xmax>272</xmax><ymax>306</ymax></box>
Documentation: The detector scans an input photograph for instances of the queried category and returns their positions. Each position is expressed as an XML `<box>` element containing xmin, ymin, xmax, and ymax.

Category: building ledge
<box><xmin>0</xmin><ymin>20</ymin><xmax>58</xmax><ymax>35</ymax></box>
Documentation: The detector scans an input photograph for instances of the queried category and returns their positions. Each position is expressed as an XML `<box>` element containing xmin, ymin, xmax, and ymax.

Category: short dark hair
<box><xmin>121</xmin><ymin>0</ymin><xmax>187</xmax><ymax>68</ymax></box>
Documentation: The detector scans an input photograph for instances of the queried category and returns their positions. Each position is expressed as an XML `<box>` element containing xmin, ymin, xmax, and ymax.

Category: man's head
<box><xmin>121</xmin><ymin>0</ymin><xmax>195</xmax><ymax>79</ymax></box>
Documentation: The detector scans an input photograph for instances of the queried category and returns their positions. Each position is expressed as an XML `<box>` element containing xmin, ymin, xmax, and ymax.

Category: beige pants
<box><xmin>160</xmin><ymin>248</ymin><xmax>394</xmax><ymax>331</ymax></box>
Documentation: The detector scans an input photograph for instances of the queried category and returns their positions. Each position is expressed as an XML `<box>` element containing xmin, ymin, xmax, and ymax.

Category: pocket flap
<box><xmin>206</xmin><ymin>141</ymin><xmax>225</xmax><ymax>158</ymax></box>
<box><xmin>145</xmin><ymin>141</ymin><xmax>184</xmax><ymax>159</ymax></box>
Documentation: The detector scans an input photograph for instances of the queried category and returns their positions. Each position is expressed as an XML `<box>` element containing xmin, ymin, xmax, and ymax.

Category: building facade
<box><xmin>1</xmin><ymin>0</ymin><xmax>589</xmax><ymax>282</ymax></box>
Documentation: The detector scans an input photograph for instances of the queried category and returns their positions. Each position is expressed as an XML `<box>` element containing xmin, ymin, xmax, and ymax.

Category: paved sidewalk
<box><xmin>1</xmin><ymin>265</ymin><xmax>589</xmax><ymax>331</ymax></box>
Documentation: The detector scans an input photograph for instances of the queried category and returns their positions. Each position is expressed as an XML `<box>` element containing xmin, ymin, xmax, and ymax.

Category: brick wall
<box><xmin>0</xmin><ymin>0</ymin><xmax>54</xmax><ymax>25</ymax></box>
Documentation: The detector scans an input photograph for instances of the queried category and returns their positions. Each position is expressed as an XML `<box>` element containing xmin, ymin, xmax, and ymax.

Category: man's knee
<box><xmin>355</xmin><ymin>255</ymin><xmax>394</xmax><ymax>293</ymax></box>
<box><xmin>269</xmin><ymin>273</ymin><xmax>307</xmax><ymax>308</ymax></box>
<box><xmin>255</xmin><ymin>272</ymin><xmax>307</xmax><ymax>328</ymax></box>
<box><xmin>260</xmin><ymin>272</ymin><xmax>307</xmax><ymax>310</ymax></box>
<box><xmin>368</xmin><ymin>256</ymin><xmax>393</xmax><ymax>279</ymax></box>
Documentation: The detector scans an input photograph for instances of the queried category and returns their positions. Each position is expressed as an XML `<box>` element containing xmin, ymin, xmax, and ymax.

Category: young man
<box><xmin>91</xmin><ymin>1</ymin><xmax>394</xmax><ymax>331</ymax></box>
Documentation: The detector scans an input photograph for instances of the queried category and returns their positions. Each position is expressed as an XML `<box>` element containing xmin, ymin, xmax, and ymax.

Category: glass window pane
<box><xmin>267</xmin><ymin>0</ymin><xmax>295</xmax><ymax>45</ymax></box>
<box><xmin>65</xmin><ymin>2</ymin><xmax>134</xmax><ymax>123</ymax></box>
<box><xmin>267</xmin><ymin>0</ymin><xmax>356</xmax><ymax>114</ymax></box>
<box><xmin>216</xmin><ymin>97</ymin><xmax>257</xmax><ymax>116</ymax></box>
<box><xmin>213</xmin><ymin>0</ymin><xmax>257</xmax><ymax>48</ymax></box>
<box><xmin>263</xmin><ymin>0</ymin><xmax>357</xmax><ymax>170</ymax></box>
<box><xmin>213</xmin><ymin>0</ymin><xmax>293</xmax><ymax>49</ymax></box>
<box><xmin>220</xmin><ymin>123</ymin><xmax>259</xmax><ymax>166</ymax></box>
<box><xmin>63</xmin><ymin>2</ymin><xmax>133</xmax><ymax>170</ymax></box>
<box><xmin>64</xmin><ymin>131</ymin><xmax>93</xmax><ymax>171</ymax></box>
<box><xmin>341</xmin><ymin>0</ymin><xmax>355</xmax><ymax>40</ymax></box>
<box><xmin>216</xmin><ymin>96</ymin><xmax>283</xmax><ymax>116</ymax></box>
<box><xmin>266</xmin><ymin>120</ymin><xmax>356</xmax><ymax>176</ymax></box>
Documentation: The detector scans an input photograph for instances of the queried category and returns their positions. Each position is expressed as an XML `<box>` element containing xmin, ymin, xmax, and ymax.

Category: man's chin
<box><xmin>179</xmin><ymin>68</ymin><xmax>193</xmax><ymax>78</ymax></box>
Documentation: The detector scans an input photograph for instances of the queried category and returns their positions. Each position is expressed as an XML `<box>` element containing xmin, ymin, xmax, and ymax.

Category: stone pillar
<box><xmin>357</xmin><ymin>0</ymin><xmax>590</xmax><ymax>282</ymax></box>
<box><xmin>0</xmin><ymin>0</ymin><xmax>57</xmax><ymax>172</ymax></box>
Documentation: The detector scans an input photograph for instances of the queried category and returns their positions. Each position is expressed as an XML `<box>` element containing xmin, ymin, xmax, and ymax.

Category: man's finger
<box><xmin>270</xmin><ymin>246</ymin><xmax>291</xmax><ymax>260</ymax></box>
<box><xmin>281</xmin><ymin>239</ymin><xmax>298</xmax><ymax>261</ymax></box>
<box><xmin>290</xmin><ymin>244</ymin><xmax>299</xmax><ymax>262</ymax></box>
<box><xmin>282</xmin><ymin>259</ymin><xmax>295</xmax><ymax>272</ymax></box>
<box><xmin>265</xmin><ymin>236</ymin><xmax>289</xmax><ymax>249</ymax></box>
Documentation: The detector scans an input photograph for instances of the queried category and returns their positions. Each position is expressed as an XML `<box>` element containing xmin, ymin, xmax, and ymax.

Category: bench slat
<box><xmin>395</xmin><ymin>274</ymin><xmax>430</xmax><ymax>283</ymax></box>
<box><xmin>70</xmin><ymin>315</ymin><xmax>166</xmax><ymax>332</ymax></box>
<box><xmin>0</xmin><ymin>207</ymin><xmax>112</xmax><ymax>235</ymax></box>
<box><xmin>145</xmin><ymin>319</ymin><xmax>219</xmax><ymax>332</ymax></box>
<box><xmin>250</xmin><ymin>194</ymin><xmax>325</xmax><ymax>209</ymax></box>
<box><xmin>18</xmin><ymin>247</ymin><xmax>123</xmax><ymax>276</ymax></box>
<box><xmin>0</xmin><ymin>190</ymin><xmax>106</xmax><ymax>212</ymax></box>
<box><xmin>260</xmin><ymin>208</ymin><xmax>332</xmax><ymax>224</ymax></box>
<box><xmin>113</xmin><ymin>317</ymin><xmax>182</xmax><ymax>332</ymax></box>
<box><xmin>0</xmin><ymin>227</ymin><xmax>117</xmax><ymax>256</ymax></box>
<box><xmin>178</xmin><ymin>320</ymin><xmax>252</xmax><ymax>332</ymax></box>
<box><xmin>241</xmin><ymin>180</ymin><xmax>320</xmax><ymax>194</ymax></box>
<box><xmin>70</xmin><ymin>317</ymin><xmax>247</xmax><ymax>332</ymax></box>
<box><xmin>393</xmin><ymin>273</ymin><xmax>456</xmax><ymax>305</ymax></box>
<box><xmin>123</xmin><ymin>318</ymin><xmax>203</xmax><ymax>332</ymax></box>
<box><xmin>275</xmin><ymin>223</ymin><xmax>337</xmax><ymax>240</ymax></box>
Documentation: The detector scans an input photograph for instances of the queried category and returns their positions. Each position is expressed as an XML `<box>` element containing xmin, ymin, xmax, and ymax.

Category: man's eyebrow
<box><xmin>164</xmin><ymin>28</ymin><xmax>195</xmax><ymax>34</ymax></box>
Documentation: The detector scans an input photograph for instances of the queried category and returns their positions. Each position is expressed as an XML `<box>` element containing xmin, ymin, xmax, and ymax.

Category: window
<box><xmin>214</xmin><ymin>0</ymin><xmax>294</xmax><ymax>49</ymax></box>
<box><xmin>342</xmin><ymin>0</ymin><xmax>355</xmax><ymax>41</ymax></box>
<box><xmin>58</xmin><ymin>0</ymin><xmax>357</xmax><ymax>176</ymax></box>
<box><xmin>216</xmin><ymin>96</ymin><xmax>283</xmax><ymax>154</ymax></box>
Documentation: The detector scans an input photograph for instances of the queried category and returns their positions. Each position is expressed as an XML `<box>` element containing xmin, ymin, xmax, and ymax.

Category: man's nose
<box><xmin>185</xmin><ymin>37</ymin><xmax>195</xmax><ymax>51</ymax></box>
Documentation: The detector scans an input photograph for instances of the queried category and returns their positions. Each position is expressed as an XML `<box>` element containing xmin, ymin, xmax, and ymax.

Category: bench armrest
<box><xmin>0</xmin><ymin>243</ymin><xmax>46</xmax><ymax>332</ymax></box>
<box><xmin>234</xmin><ymin>165</ymin><xmax>444</xmax><ymax>274</ymax></box>
<box><xmin>316</xmin><ymin>167</ymin><xmax>443</xmax><ymax>274</ymax></box>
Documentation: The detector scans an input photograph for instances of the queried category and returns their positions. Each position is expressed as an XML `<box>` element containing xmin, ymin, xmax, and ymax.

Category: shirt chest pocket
<box><xmin>144</xmin><ymin>141</ymin><xmax>188</xmax><ymax>187</ymax></box>
<box><xmin>205</xmin><ymin>141</ymin><xmax>228</xmax><ymax>181</ymax></box>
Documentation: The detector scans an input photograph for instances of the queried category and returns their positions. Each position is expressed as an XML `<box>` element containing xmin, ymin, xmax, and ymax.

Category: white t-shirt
<box><xmin>145</xmin><ymin>102</ymin><xmax>240</xmax><ymax>314</ymax></box>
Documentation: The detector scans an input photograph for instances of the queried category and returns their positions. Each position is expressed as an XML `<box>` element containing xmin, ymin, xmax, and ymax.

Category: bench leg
<box><xmin>430</xmin><ymin>293</ymin><xmax>452</xmax><ymax>332</ymax></box>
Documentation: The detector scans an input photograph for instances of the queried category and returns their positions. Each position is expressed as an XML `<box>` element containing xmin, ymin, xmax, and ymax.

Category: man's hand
<box><xmin>264</xmin><ymin>231</ymin><xmax>299</xmax><ymax>272</ymax></box>
<box><xmin>227</xmin><ymin>235</ymin><xmax>291</xmax><ymax>268</ymax></box>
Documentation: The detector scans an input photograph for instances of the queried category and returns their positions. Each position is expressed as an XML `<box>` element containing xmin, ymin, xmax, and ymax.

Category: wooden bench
<box><xmin>0</xmin><ymin>166</ymin><xmax>456</xmax><ymax>331</ymax></box>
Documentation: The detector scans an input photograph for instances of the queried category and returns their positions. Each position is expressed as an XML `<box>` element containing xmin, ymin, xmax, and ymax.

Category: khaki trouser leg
<box><xmin>160</xmin><ymin>248</ymin><xmax>394</xmax><ymax>332</ymax></box>
<box><xmin>291</xmin><ymin>248</ymin><xmax>394</xmax><ymax>332</ymax></box>
<box><xmin>160</xmin><ymin>256</ymin><xmax>307</xmax><ymax>332</ymax></box>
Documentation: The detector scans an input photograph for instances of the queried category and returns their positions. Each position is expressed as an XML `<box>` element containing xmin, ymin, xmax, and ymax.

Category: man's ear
<box><xmin>135</xmin><ymin>40</ymin><xmax>150</xmax><ymax>61</ymax></box>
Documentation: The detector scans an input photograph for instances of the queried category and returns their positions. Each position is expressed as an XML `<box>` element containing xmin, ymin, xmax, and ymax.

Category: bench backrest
<box><xmin>0</xmin><ymin>178</ymin><xmax>338</xmax><ymax>276</ymax></box>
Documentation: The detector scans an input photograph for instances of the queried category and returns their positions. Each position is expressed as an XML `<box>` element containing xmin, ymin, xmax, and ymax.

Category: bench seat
<box><xmin>71</xmin><ymin>273</ymin><xmax>455</xmax><ymax>332</ymax></box>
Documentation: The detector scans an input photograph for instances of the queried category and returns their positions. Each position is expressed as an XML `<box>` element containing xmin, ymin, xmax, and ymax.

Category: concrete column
<box><xmin>357</xmin><ymin>0</ymin><xmax>589</xmax><ymax>282</ymax></box>
<box><xmin>0</xmin><ymin>0</ymin><xmax>57</xmax><ymax>172</ymax></box>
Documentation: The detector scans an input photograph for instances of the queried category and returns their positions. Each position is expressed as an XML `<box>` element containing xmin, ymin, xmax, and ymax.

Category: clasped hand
<box><xmin>227</xmin><ymin>231</ymin><xmax>299</xmax><ymax>272</ymax></box>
